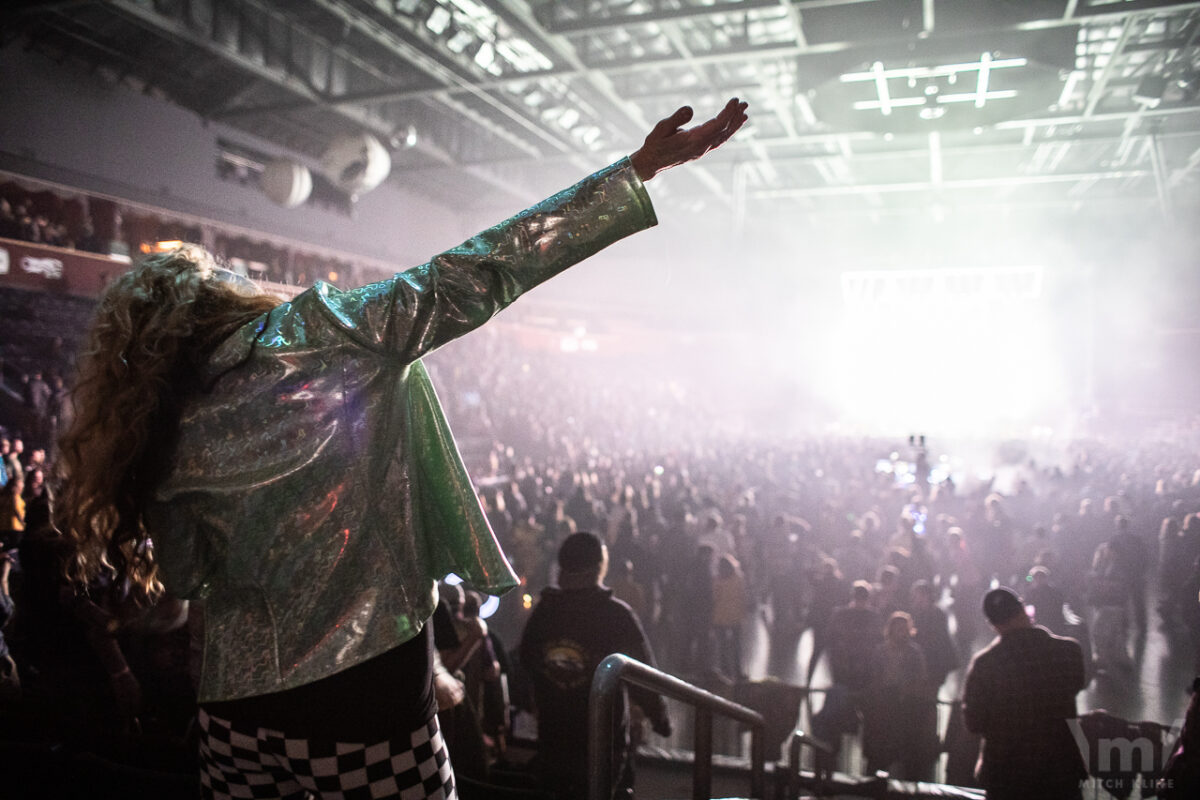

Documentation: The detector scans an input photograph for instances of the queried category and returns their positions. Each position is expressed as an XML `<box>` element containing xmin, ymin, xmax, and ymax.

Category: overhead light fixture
<box><xmin>853</xmin><ymin>90</ymin><xmax>1016</xmax><ymax>112</ymax></box>
<box><xmin>1133</xmin><ymin>74</ymin><xmax>1167</xmax><ymax>107</ymax></box>
<box><xmin>920</xmin><ymin>84</ymin><xmax>944</xmax><ymax>119</ymax></box>
<box><xmin>1176</xmin><ymin>70</ymin><xmax>1200</xmax><ymax>101</ymax></box>
<box><xmin>919</xmin><ymin>96</ymin><xmax>947</xmax><ymax>120</ymax></box>
<box><xmin>841</xmin><ymin>57</ymin><xmax>1026</xmax><ymax>83</ymax></box>
<box><xmin>389</xmin><ymin>125</ymin><xmax>418</xmax><ymax>150</ymax></box>
<box><xmin>474</xmin><ymin>41</ymin><xmax>495</xmax><ymax>69</ymax></box>
<box><xmin>447</xmin><ymin>29</ymin><xmax>473</xmax><ymax>53</ymax></box>
<box><xmin>975</xmin><ymin>52</ymin><xmax>991</xmax><ymax>108</ymax></box>
<box><xmin>557</xmin><ymin>108</ymin><xmax>580</xmax><ymax>129</ymax></box>
<box><xmin>873</xmin><ymin>61</ymin><xmax>892</xmax><ymax>116</ymax></box>
<box><xmin>426</xmin><ymin>6</ymin><xmax>451</xmax><ymax>35</ymax></box>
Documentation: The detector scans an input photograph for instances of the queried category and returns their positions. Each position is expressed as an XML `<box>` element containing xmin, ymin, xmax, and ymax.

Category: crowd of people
<box><xmin>0</xmin><ymin>195</ymin><xmax>105</xmax><ymax>254</ymax></box>
<box><xmin>430</xmin><ymin>325</ymin><xmax>1200</xmax><ymax>665</ymax></box>
<box><xmin>0</xmin><ymin>295</ymin><xmax>1199</xmax><ymax>797</ymax></box>
<box><xmin>0</xmin><ymin>315</ymin><xmax>1199</xmax><ymax>796</ymax></box>
<box><xmin>0</xmin><ymin>180</ymin><xmax>396</xmax><ymax>290</ymax></box>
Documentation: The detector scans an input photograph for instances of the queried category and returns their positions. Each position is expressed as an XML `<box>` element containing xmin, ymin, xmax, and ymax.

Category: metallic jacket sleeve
<box><xmin>314</xmin><ymin>157</ymin><xmax>656</xmax><ymax>361</ymax></box>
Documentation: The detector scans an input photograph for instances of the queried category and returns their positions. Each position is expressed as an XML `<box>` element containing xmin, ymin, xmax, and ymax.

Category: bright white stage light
<box><xmin>815</xmin><ymin>266</ymin><xmax>1065</xmax><ymax>436</ymax></box>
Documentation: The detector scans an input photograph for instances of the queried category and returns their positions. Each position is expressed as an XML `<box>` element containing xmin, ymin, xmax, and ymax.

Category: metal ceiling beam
<box><xmin>103</xmin><ymin>0</ymin><xmax>543</xmax><ymax>202</ymax></box>
<box><xmin>540</xmin><ymin>0</ymin><xmax>881</xmax><ymax>35</ymax></box>
<box><xmin>302</xmin><ymin>0</ymin><xmax>577</xmax><ymax>157</ymax></box>
<box><xmin>387</xmin><ymin>124</ymin><xmax>1200</xmax><ymax>175</ymax></box>
<box><xmin>493</xmin><ymin>0</ymin><xmax>735</xmax><ymax>204</ymax></box>
<box><xmin>995</xmin><ymin>103</ymin><xmax>1200</xmax><ymax>130</ymax></box>
<box><xmin>224</xmin><ymin>1</ymin><xmax>1200</xmax><ymax>114</ymax></box>
<box><xmin>1147</xmin><ymin>127</ymin><xmax>1172</xmax><ymax>217</ymax></box>
<box><xmin>753</xmin><ymin>169</ymin><xmax>1152</xmax><ymax>198</ymax></box>
<box><xmin>104</xmin><ymin>0</ymin><xmax>384</xmax><ymax>135</ymax></box>
<box><xmin>540</xmin><ymin>0</ymin><xmax>1195</xmax><ymax>35</ymax></box>
<box><xmin>743</xmin><ymin>195</ymin><xmax>1163</xmax><ymax>219</ymax></box>
<box><xmin>1083</xmin><ymin>14</ymin><xmax>1139</xmax><ymax>118</ymax></box>
<box><xmin>927</xmin><ymin>131</ymin><xmax>942</xmax><ymax>186</ymax></box>
<box><xmin>200</xmin><ymin>0</ymin><xmax>577</xmax><ymax>160</ymax></box>
<box><xmin>781</xmin><ymin>0</ymin><xmax>809</xmax><ymax>47</ymax></box>
<box><xmin>1169</xmin><ymin>144</ymin><xmax>1200</xmax><ymax>186</ymax></box>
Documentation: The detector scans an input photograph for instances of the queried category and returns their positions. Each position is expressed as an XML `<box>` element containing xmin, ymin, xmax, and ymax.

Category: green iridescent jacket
<box><xmin>146</xmin><ymin>159</ymin><xmax>657</xmax><ymax>702</ymax></box>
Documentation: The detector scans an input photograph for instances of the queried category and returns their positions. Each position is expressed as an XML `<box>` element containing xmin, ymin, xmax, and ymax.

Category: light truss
<box><xmin>852</xmin><ymin>91</ymin><xmax>1019</xmax><ymax>112</ymax></box>
<box><xmin>840</xmin><ymin>57</ymin><xmax>1028</xmax><ymax>83</ymax></box>
<box><xmin>10</xmin><ymin>0</ymin><xmax>1200</xmax><ymax>217</ymax></box>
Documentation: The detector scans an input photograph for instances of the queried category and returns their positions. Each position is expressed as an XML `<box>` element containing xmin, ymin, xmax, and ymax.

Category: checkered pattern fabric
<box><xmin>198</xmin><ymin>709</ymin><xmax>456</xmax><ymax>800</ymax></box>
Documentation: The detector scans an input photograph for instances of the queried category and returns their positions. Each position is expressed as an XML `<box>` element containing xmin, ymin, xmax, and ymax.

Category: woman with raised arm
<box><xmin>56</xmin><ymin>99</ymin><xmax>747</xmax><ymax>800</ymax></box>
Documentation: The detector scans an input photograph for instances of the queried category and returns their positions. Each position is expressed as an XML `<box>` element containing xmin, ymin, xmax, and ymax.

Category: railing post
<box><xmin>588</xmin><ymin>656</ymin><xmax>621</xmax><ymax>800</ymax></box>
<box><xmin>589</xmin><ymin>654</ymin><xmax>766</xmax><ymax>800</ymax></box>
<box><xmin>750</xmin><ymin>725</ymin><xmax>765</xmax><ymax>799</ymax></box>
<box><xmin>693</xmin><ymin>707</ymin><xmax>712</xmax><ymax>800</ymax></box>
<box><xmin>788</xmin><ymin>732</ymin><xmax>801</xmax><ymax>800</ymax></box>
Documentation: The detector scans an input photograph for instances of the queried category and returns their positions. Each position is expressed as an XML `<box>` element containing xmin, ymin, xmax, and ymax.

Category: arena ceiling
<box><xmin>10</xmin><ymin>0</ymin><xmax>1200</xmax><ymax>222</ymax></box>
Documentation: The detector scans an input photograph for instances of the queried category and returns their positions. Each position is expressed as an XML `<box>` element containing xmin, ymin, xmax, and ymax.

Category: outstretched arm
<box><xmin>314</xmin><ymin>99</ymin><xmax>750</xmax><ymax>361</ymax></box>
<box><xmin>631</xmin><ymin>98</ymin><xmax>749</xmax><ymax>182</ymax></box>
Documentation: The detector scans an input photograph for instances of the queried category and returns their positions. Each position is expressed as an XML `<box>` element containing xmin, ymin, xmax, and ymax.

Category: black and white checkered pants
<box><xmin>198</xmin><ymin>708</ymin><xmax>457</xmax><ymax>800</ymax></box>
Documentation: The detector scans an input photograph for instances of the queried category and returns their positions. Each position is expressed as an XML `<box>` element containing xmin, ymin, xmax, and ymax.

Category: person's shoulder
<box><xmin>966</xmin><ymin>635</ymin><xmax>1003</xmax><ymax>669</ymax></box>
<box><xmin>604</xmin><ymin>591</ymin><xmax>644</xmax><ymax>622</ymax></box>
<box><xmin>1041</xmin><ymin>626</ymin><xmax>1084</xmax><ymax>654</ymax></box>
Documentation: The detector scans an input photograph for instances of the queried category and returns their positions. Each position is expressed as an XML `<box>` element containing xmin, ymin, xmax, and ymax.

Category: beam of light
<box><xmin>841</xmin><ymin>58</ymin><xmax>1026</xmax><ymax>82</ymax></box>
<box><xmin>976</xmin><ymin>52</ymin><xmax>992</xmax><ymax>108</ymax></box>
<box><xmin>928</xmin><ymin>131</ymin><xmax>943</xmax><ymax>186</ymax></box>
<box><xmin>873</xmin><ymin>61</ymin><xmax>892</xmax><ymax>116</ymax></box>
<box><xmin>852</xmin><ymin>91</ymin><xmax>1017</xmax><ymax>111</ymax></box>
<box><xmin>816</xmin><ymin>266</ymin><xmax>1065</xmax><ymax>437</ymax></box>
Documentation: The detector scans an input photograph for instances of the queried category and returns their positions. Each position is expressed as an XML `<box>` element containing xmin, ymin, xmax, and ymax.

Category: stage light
<box><xmin>322</xmin><ymin>132</ymin><xmax>391</xmax><ymax>198</ymax></box>
<box><xmin>261</xmin><ymin>160</ymin><xmax>313</xmax><ymax>208</ymax></box>
<box><xmin>142</xmin><ymin>239</ymin><xmax>183</xmax><ymax>254</ymax></box>
<box><xmin>919</xmin><ymin>95</ymin><xmax>946</xmax><ymax>120</ymax></box>
<box><xmin>426</xmin><ymin>6</ymin><xmax>451</xmax><ymax>34</ymax></box>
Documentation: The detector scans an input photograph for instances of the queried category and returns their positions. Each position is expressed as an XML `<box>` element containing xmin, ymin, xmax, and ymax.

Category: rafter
<box><xmin>214</xmin><ymin>1</ymin><xmax>1200</xmax><ymax>118</ymax></box>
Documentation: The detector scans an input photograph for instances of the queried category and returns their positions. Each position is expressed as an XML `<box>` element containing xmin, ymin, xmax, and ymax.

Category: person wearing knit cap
<box><xmin>961</xmin><ymin>587</ymin><xmax>1089</xmax><ymax>800</ymax></box>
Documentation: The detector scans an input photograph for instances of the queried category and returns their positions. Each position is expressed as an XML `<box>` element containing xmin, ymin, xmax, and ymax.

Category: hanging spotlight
<box><xmin>260</xmin><ymin>160</ymin><xmax>313</xmax><ymax>208</ymax></box>
<box><xmin>389</xmin><ymin>125</ymin><xmax>418</xmax><ymax>150</ymax></box>
<box><xmin>322</xmin><ymin>132</ymin><xmax>391</xmax><ymax>199</ymax></box>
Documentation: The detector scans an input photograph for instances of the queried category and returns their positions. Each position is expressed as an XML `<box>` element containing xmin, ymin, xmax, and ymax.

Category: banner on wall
<box><xmin>0</xmin><ymin>237</ymin><xmax>121</xmax><ymax>297</ymax></box>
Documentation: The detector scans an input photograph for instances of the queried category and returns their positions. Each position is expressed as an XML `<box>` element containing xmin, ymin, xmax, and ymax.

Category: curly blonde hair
<box><xmin>57</xmin><ymin>247</ymin><xmax>279</xmax><ymax>600</ymax></box>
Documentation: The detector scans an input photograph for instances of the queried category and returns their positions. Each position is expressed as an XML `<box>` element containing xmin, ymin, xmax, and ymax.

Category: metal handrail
<box><xmin>588</xmin><ymin>654</ymin><xmax>766</xmax><ymax>800</ymax></box>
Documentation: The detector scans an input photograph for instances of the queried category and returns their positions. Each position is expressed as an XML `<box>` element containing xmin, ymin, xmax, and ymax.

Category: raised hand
<box><xmin>630</xmin><ymin>98</ymin><xmax>749</xmax><ymax>182</ymax></box>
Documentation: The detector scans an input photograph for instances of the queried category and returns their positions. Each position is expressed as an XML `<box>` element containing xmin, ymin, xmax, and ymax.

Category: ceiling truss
<box><xmin>8</xmin><ymin>0</ymin><xmax>1200</xmax><ymax>218</ymax></box>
